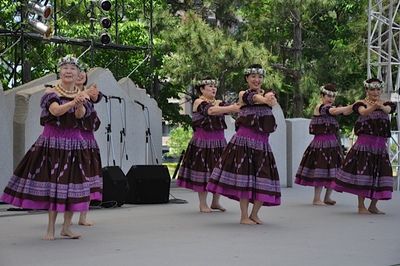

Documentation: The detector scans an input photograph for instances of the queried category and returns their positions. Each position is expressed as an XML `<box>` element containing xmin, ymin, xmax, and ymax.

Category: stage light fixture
<box><xmin>27</xmin><ymin>1</ymin><xmax>52</xmax><ymax>20</ymax></box>
<box><xmin>100</xmin><ymin>16</ymin><xmax>112</xmax><ymax>28</ymax></box>
<box><xmin>99</xmin><ymin>0</ymin><xmax>112</xmax><ymax>11</ymax></box>
<box><xmin>100</xmin><ymin>32</ymin><xmax>111</xmax><ymax>44</ymax></box>
<box><xmin>28</xmin><ymin>19</ymin><xmax>53</xmax><ymax>38</ymax></box>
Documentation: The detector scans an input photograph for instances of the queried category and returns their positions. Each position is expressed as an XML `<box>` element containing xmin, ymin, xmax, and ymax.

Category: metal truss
<box><xmin>367</xmin><ymin>0</ymin><xmax>400</xmax><ymax>93</ymax></box>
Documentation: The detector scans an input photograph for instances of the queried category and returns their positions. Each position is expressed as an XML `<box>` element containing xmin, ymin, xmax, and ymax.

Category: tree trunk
<box><xmin>292</xmin><ymin>9</ymin><xmax>303</xmax><ymax>117</ymax></box>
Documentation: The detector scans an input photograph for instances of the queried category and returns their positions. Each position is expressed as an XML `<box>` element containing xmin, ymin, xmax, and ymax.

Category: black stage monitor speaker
<box><xmin>102</xmin><ymin>166</ymin><xmax>128</xmax><ymax>207</ymax></box>
<box><xmin>125</xmin><ymin>165</ymin><xmax>171</xmax><ymax>204</ymax></box>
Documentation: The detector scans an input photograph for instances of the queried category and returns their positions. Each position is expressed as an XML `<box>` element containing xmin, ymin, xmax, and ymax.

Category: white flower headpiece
<box><xmin>320</xmin><ymin>86</ymin><xmax>338</xmax><ymax>96</ymax></box>
<box><xmin>244</xmin><ymin>68</ymin><xmax>266</xmax><ymax>76</ymax></box>
<box><xmin>57</xmin><ymin>55</ymin><xmax>82</xmax><ymax>70</ymax></box>
<box><xmin>198</xmin><ymin>79</ymin><xmax>217</xmax><ymax>86</ymax></box>
<box><xmin>363</xmin><ymin>80</ymin><xmax>385</xmax><ymax>89</ymax></box>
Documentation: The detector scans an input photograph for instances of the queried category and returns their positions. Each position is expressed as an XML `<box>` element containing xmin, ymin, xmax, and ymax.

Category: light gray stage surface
<box><xmin>0</xmin><ymin>183</ymin><xmax>399</xmax><ymax>266</ymax></box>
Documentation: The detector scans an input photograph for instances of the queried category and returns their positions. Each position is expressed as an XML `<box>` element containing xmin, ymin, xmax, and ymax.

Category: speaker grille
<box><xmin>125</xmin><ymin>165</ymin><xmax>171</xmax><ymax>204</ymax></box>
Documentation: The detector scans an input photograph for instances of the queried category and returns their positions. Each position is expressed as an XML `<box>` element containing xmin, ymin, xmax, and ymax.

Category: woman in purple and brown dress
<box><xmin>68</xmin><ymin>65</ymin><xmax>103</xmax><ymax>226</ymax></box>
<box><xmin>177</xmin><ymin>77</ymin><xmax>240</xmax><ymax>213</ymax></box>
<box><xmin>1</xmin><ymin>55</ymin><xmax>91</xmax><ymax>240</ymax></box>
<box><xmin>206</xmin><ymin>64</ymin><xmax>280</xmax><ymax>225</ymax></box>
<box><xmin>295</xmin><ymin>84</ymin><xmax>353</xmax><ymax>206</ymax></box>
<box><xmin>332</xmin><ymin>78</ymin><xmax>396</xmax><ymax>215</ymax></box>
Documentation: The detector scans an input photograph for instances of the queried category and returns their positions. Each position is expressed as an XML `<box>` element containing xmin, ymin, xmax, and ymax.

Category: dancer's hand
<box><xmin>264</xmin><ymin>91</ymin><xmax>277</xmax><ymax>107</ymax></box>
<box><xmin>87</xmin><ymin>84</ymin><xmax>99</xmax><ymax>101</ymax></box>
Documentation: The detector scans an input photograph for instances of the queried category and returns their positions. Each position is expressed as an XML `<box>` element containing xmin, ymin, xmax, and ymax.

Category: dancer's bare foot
<box><xmin>240</xmin><ymin>217</ymin><xmax>257</xmax><ymax>225</ymax></box>
<box><xmin>211</xmin><ymin>204</ymin><xmax>227</xmax><ymax>212</ymax></box>
<box><xmin>249</xmin><ymin>215</ymin><xmax>264</xmax><ymax>225</ymax></box>
<box><xmin>199</xmin><ymin>205</ymin><xmax>212</xmax><ymax>213</ymax></box>
<box><xmin>358</xmin><ymin>207</ymin><xmax>371</xmax><ymax>214</ymax></box>
<box><xmin>368</xmin><ymin>208</ymin><xmax>385</xmax><ymax>215</ymax></box>
<box><xmin>60</xmin><ymin>228</ymin><xmax>81</xmax><ymax>239</ymax></box>
<box><xmin>324</xmin><ymin>199</ymin><xmax>336</xmax><ymax>205</ymax></box>
<box><xmin>78</xmin><ymin>220</ymin><xmax>94</xmax><ymax>226</ymax></box>
<box><xmin>42</xmin><ymin>233</ymin><xmax>55</xmax><ymax>241</ymax></box>
<box><xmin>313</xmin><ymin>200</ymin><xmax>327</xmax><ymax>206</ymax></box>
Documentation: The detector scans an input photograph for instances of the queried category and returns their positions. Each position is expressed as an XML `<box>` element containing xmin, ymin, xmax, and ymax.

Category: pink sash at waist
<box><xmin>236</xmin><ymin>126</ymin><xmax>270</xmax><ymax>143</ymax></box>
<box><xmin>193</xmin><ymin>128</ymin><xmax>225</xmax><ymax>140</ymax></box>
<box><xmin>313</xmin><ymin>133</ymin><xmax>336</xmax><ymax>141</ymax></box>
<box><xmin>356</xmin><ymin>134</ymin><xmax>386</xmax><ymax>148</ymax></box>
<box><xmin>42</xmin><ymin>124</ymin><xmax>82</xmax><ymax>139</ymax></box>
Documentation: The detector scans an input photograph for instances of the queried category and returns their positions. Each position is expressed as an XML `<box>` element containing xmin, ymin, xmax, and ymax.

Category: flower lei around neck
<box><xmin>247</xmin><ymin>88</ymin><xmax>264</xmax><ymax>95</ymax></box>
<box><xmin>55</xmin><ymin>83</ymin><xmax>79</xmax><ymax>98</ymax></box>
<box><xmin>364</xmin><ymin>97</ymin><xmax>381</xmax><ymax>105</ymax></box>
<box><xmin>200</xmin><ymin>95</ymin><xmax>216</xmax><ymax>105</ymax></box>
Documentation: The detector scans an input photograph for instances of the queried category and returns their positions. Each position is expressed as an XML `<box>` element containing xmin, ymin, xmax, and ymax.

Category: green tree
<box><xmin>166</xmin><ymin>126</ymin><xmax>193</xmax><ymax>157</ymax></box>
<box><xmin>158</xmin><ymin>1</ymin><xmax>282</xmax><ymax>128</ymax></box>
<box><xmin>167</xmin><ymin>0</ymin><xmax>243</xmax><ymax>30</ymax></box>
<box><xmin>238</xmin><ymin>0</ymin><xmax>368</xmax><ymax>134</ymax></box>
<box><xmin>159</xmin><ymin>11</ymin><xmax>279</xmax><ymax>115</ymax></box>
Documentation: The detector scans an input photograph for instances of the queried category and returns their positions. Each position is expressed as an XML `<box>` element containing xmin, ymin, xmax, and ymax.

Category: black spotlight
<box><xmin>100</xmin><ymin>32</ymin><xmax>111</xmax><ymax>44</ymax></box>
<box><xmin>99</xmin><ymin>0</ymin><xmax>111</xmax><ymax>11</ymax></box>
<box><xmin>100</xmin><ymin>16</ymin><xmax>112</xmax><ymax>28</ymax></box>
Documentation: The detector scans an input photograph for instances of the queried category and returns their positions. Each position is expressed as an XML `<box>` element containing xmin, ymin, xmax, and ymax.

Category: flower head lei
<box><xmin>363</xmin><ymin>80</ymin><xmax>385</xmax><ymax>89</ymax></box>
<box><xmin>320</xmin><ymin>86</ymin><xmax>338</xmax><ymax>96</ymax></box>
<box><xmin>244</xmin><ymin>68</ymin><xmax>266</xmax><ymax>76</ymax></box>
<box><xmin>57</xmin><ymin>54</ymin><xmax>82</xmax><ymax>70</ymax></box>
<box><xmin>197</xmin><ymin>79</ymin><xmax>217</xmax><ymax>87</ymax></box>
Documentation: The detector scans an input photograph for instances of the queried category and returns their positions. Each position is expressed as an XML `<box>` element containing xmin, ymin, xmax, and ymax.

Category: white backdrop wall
<box><xmin>0</xmin><ymin>84</ymin><xmax>13</xmax><ymax>192</ymax></box>
<box><xmin>286</xmin><ymin>118</ymin><xmax>314</xmax><ymax>187</ymax></box>
<box><xmin>271</xmin><ymin>104</ymin><xmax>287</xmax><ymax>187</ymax></box>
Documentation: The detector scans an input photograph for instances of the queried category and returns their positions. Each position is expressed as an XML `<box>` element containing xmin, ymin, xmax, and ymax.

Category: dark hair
<box><xmin>365</xmin><ymin>78</ymin><xmax>382</xmax><ymax>84</ymax></box>
<box><xmin>194</xmin><ymin>76</ymin><xmax>213</xmax><ymax>95</ymax></box>
<box><xmin>321</xmin><ymin>83</ymin><xmax>337</xmax><ymax>95</ymax></box>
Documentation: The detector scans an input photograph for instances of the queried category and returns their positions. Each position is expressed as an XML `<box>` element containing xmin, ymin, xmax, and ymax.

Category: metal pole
<box><xmin>149</xmin><ymin>0</ymin><xmax>154</xmax><ymax>98</ymax></box>
<box><xmin>90</xmin><ymin>0</ymin><xmax>95</xmax><ymax>67</ymax></box>
<box><xmin>115</xmin><ymin>0</ymin><xmax>119</xmax><ymax>78</ymax></box>
<box><xmin>367</xmin><ymin>0</ymin><xmax>372</xmax><ymax>79</ymax></box>
<box><xmin>20</xmin><ymin>1</ymin><xmax>26</xmax><ymax>85</ymax></box>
